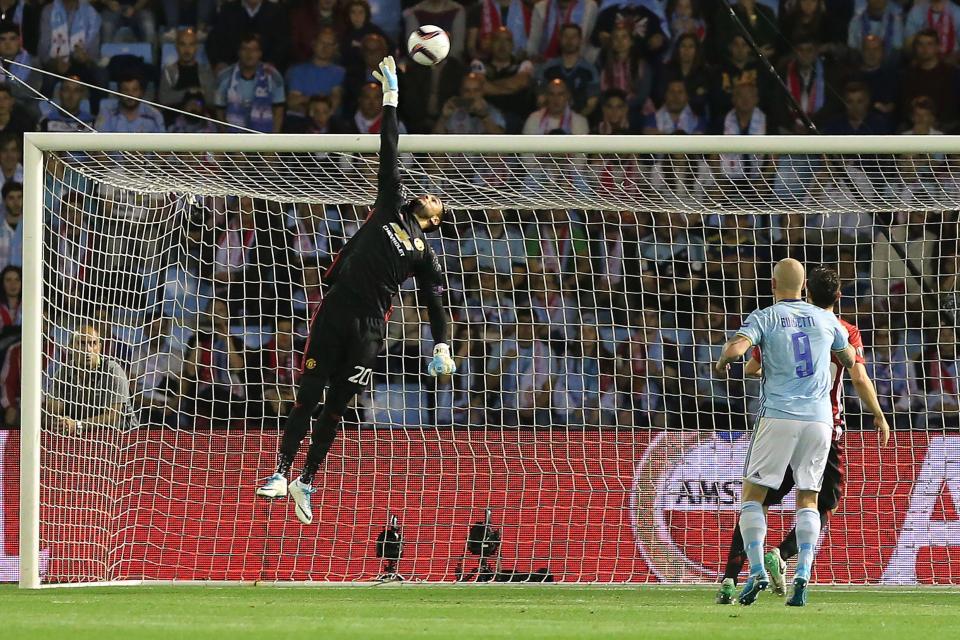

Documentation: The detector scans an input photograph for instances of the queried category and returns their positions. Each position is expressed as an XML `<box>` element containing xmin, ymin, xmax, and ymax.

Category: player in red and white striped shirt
<box><xmin>716</xmin><ymin>266</ymin><xmax>890</xmax><ymax>604</ymax></box>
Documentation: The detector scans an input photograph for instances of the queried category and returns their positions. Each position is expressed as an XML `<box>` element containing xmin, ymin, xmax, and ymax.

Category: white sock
<box><xmin>739</xmin><ymin>501</ymin><xmax>767</xmax><ymax>577</ymax></box>
<box><xmin>795</xmin><ymin>508</ymin><xmax>821</xmax><ymax>582</ymax></box>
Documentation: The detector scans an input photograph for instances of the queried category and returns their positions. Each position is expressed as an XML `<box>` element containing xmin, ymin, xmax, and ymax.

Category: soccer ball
<box><xmin>407</xmin><ymin>25</ymin><xmax>450</xmax><ymax>66</ymax></box>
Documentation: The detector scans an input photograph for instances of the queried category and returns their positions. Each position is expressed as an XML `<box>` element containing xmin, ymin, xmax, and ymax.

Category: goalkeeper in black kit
<box><xmin>256</xmin><ymin>56</ymin><xmax>456</xmax><ymax>524</ymax></box>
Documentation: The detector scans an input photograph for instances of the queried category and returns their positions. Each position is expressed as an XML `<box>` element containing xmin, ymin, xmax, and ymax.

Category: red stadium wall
<box><xmin>2</xmin><ymin>429</ymin><xmax>959</xmax><ymax>584</ymax></box>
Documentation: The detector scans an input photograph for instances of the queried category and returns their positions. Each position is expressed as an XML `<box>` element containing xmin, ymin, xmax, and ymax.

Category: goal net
<box><xmin>18</xmin><ymin>134</ymin><xmax>960</xmax><ymax>586</ymax></box>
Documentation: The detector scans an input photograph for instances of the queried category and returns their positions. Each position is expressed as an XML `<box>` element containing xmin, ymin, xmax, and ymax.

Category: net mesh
<box><xmin>33</xmin><ymin>147</ymin><xmax>960</xmax><ymax>584</ymax></box>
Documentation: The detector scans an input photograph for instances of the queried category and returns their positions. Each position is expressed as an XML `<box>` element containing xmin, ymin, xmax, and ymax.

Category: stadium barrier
<box><xmin>3</xmin><ymin>428</ymin><xmax>959</xmax><ymax>584</ymax></box>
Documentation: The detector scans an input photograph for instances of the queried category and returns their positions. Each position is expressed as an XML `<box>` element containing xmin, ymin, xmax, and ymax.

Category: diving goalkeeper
<box><xmin>256</xmin><ymin>56</ymin><xmax>455</xmax><ymax>524</ymax></box>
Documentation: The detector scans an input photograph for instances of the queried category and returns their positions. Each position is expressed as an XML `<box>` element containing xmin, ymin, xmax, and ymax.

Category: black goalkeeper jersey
<box><xmin>321</xmin><ymin>104</ymin><xmax>449</xmax><ymax>344</ymax></box>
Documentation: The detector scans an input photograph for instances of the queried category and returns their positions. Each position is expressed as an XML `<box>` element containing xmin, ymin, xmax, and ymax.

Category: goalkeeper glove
<box><xmin>372</xmin><ymin>55</ymin><xmax>398</xmax><ymax>108</ymax></box>
<box><xmin>427</xmin><ymin>343</ymin><xmax>456</xmax><ymax>377</ymax></box>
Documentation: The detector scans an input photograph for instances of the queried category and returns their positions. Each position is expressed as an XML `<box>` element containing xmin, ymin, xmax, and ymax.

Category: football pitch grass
<box><xmin>2</xmin><ymin>584</ymin><xmax>958</xmax><ymax>639</ymax></box>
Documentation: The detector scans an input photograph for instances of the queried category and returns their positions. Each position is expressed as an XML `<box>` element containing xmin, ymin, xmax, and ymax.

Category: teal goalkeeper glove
<box><xmin>427</xmin><ymin>343</ymin><xmax>456</xmax><ymax>377</ymax></box>
<box><xmin>372</xmin><ymin>55</ymin><xmax>398</xmax><ymax>107</ymax></box>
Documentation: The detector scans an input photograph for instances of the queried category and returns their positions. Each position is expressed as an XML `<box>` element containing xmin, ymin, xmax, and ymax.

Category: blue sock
<box><xmin>738</xmin><ymin>501</ymin><xmax>767</xmax><ymax>577</ymax></box>
<box><xmin>795</xmin><ymin>508</ymin><xmax>820</xmax><ymax>582</ymax></box>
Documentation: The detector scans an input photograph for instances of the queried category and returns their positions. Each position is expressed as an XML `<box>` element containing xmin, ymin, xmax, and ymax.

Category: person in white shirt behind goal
<box><xmin>714</xmin><ymin>258</ymin><xmax>858</xmax><ymax>607</ymax></box>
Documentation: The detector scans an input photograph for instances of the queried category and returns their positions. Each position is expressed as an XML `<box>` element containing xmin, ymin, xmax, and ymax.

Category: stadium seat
<box><xmin>101</xmin><ymin>42</ymin><xmax>154</xmax><ymax>66</ymax></box>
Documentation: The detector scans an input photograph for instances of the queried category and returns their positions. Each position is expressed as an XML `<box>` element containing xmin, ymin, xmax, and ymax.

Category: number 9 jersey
<box><xmin>735</xmin><ymin>299</ymin><xmax>850</xmax><ymax>425</ymax></box>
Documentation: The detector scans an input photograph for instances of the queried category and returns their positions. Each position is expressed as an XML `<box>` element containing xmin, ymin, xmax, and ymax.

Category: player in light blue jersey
<box><xmin>715</xmin><ymin>258</ymin><xmax>858</xmax><ymax>606</ymax></box>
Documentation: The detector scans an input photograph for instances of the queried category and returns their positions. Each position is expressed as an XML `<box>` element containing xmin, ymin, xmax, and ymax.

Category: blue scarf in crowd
<box><xmin>224</xmin><ymin>63</ymin><xmax>275</xmax><ymax>133</ymax></box>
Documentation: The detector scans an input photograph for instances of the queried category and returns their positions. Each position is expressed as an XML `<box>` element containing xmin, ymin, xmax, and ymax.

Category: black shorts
<box><xmin>301</xmin><ymin>303</ymin><xmax>386</xmax><ymax>395</ymax></box>
<box><xmin>763</xmin><ymin>438</ymin><xmax>845</xmax><ymax>512</ymax></box>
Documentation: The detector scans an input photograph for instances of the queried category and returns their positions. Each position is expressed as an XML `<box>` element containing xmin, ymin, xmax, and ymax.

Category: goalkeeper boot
<box><xmin>765</xmin><ymin>549</ymin><xmax>787</xmax><ymax>596</ymax></box>
<box><xmin>255</xmin><ymin>473</ymin><xmax>288</xmax><ymax>499</ymax></box>
<box><xmin>786</xmin><ymin>578</ymin><xmax>808</xmax><ymax>607</ymax></box>
<box><xmin>715</xmin><ymin>578</ymin><xmax>736</xmax><ymax>605</ymax></box>
<box><xmin>289</xmin><ymin>477</ymin><xmax>316</xmax><ymax>525</ymax></box>
<box><xmin>737</xmin><ymin>571</ymin><xmax>769</xmax><ymax>606</ymax></box>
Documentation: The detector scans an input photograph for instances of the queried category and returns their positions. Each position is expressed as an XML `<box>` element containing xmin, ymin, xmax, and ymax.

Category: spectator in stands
<box><xmin>0</xmin><ymin>340</ymin><xmax>20</xmax><ymax>427</ymax></box>
<box><xmin>643</xmin><ymin>79</ymin><xmax>703</xmax><ymax>134</ymax></box>
<box><xmin>523</xmin><ymin>77</ymin><xmax>589</xmax><ymax>134</ymax></box>
<box><xmin>99</xmin><ymin>0</ymin><xmax>156</xmax><ymax>44</ymax></box>
<box><xmin>340</xmin><ymin>81</ymin><xmax>408</xmax><ymax>134</ymax></box>
<box><xmin>466</xmin><ymin>0</ymin><xmax>535</xmax><ymax>60</ymax></box>
<box><xmin>777</xmin><ymin>33</ymin><xmax>837</xmax><ymax>131</ymax></box>
<box><xmin>260</xmin><ymin>317</ymin><xmax>302</xmax><ymax>419</ymax></box>
<box><xmin>524</xmin><ymin>208</ymin><xmax>589</xmax><ymax>277</ymax></box>
<box><xmin>0</xmin><ymin>23</ymin><xmax>40</xmax><ymax>108</ymax></box>
<box><xmin>863</xmin><ymin>326</ymin><xmax>916</xmax><ymax>423</ymax></box>
<box><xmin>850</xmin><ymin>34</ymin><xmax>899</xmax><ymax>122</ymax></box>
<box><xmin>597</xmin><ymin>21</ymin><xmax>653</xmax><ymax>127</ymax></box>
<box><xmin>0</xmin><ymin>0</ymin><xmax>40</xmax><ymax>56</ymax></box>
<box><xmin>167</xmin><ymin>90</ymin><xmax>218</xmax><ymax>132</ymax></box>
<box><xmin>667</xmin><ymin>0</ymin><xmax>706</xmax><ymax>45</ymax></box>
<box><xmin>38</xmin><ymin>0</ymin><xmax>101</xmax><ymax>86</ymax></box>
<box><xmin>215</xmin><ymin>34</ymin><xmax>285</xmax><ymax>134</ymax></box>
<box><xmin>46</xmin><ymin>324</ymin><xmax>137</xmax><ymax>433</ymax></box>
<box><xmin>0</xmin><ymin>265</ymin><xmax>21</xmax><ymax>331</ymax></box>
<box><xmin>720</xmin><ymin>82</ymin><xmax>767</xmax><ymax>181</ymax></box>
<box><xmin>657</xmin><ymin>32</ymin><xmax>709</xmax><ymax>118</ymax></box>
<box><xmin>691</xmin><ymin>300</ymin><xmax>748</xmax><ymax>430</ymax></box>
<box><xmin>536</xmin><ymin>23</ymin><xmax>599</xmax><ymax>118</ymax></box>
<box><xmin>711</xmin><ymin>34</ymin><xmax>772</xmax><ymax>132</ymax></box>
<box><xmin>183</xmin><ymin>299</ymin><xmax>249</xmax><ymax>427</ymax></box>
<box><xmin>919</xmin><ymin>326</ymin><xmax>960</xmax><ymax>424</ymax></box>
<box><xmin>95</xmin><ymin>75</ymin><xmax>165</xmax><ymax>133</ymax></box>
<box><xmin>289</xmin><ymin>0</ymin><xmax>338</xmax><ymax>64</ymax></box>
<box><xmin>528</xmin><ymin>0</ymin><xmax>599</xmax><ymax>61</ymax></box>
<box><xmin>286</xmin><ymin>93</ymin><xmax>336</xmax><ymax>133</ymax></box>
<box><xmin>526</xmin><ymin>269</ymin><xmax>578</xmax><ymax>340</ymax></box>
<box><xmin>398</xmin><ymin>49</ymin><xmax>465</xmax><ymax>133</ymax></box>
<box><xmin>433</xmin><ymin>72</ymin><xmax>506</xmax><ymax>134</ymax></box>
<box><xmin>159</xmin><ymin>27</ymin><xmax>216</xmax><ymax>109</ymax></box>
<box><xmin>780</xmin><ymin>0</ymin><xmax>845</xmax><ymax>53</ymax></box>
<box><xmin>475</xmin><ymin>26</ymin><xmax>535</xmax><ymax>133</ymax></box>
<box><xmin>339</xmin><ymin>0</ymin><xmax>392</xmax><ymax>68</ymax></box>
<box><xmin>592</xmin><ymin>88</ymin><xmax>630</xmax><ymax>133</ymax></box>
<box><xmin>905</xmin><ymin>0</ymin><xmax>960</xmax><ymax>59</ymax></box>
<box><xmin>343</xmin><ymin>31</ymin><xmax>388</xmax><ymax>111</ymax></box>
<box><xmin>285</xmin><ymin>28</ymin><xmax>345</xmax><ymax>121</ymax></box>
<box><xmin>0</xmin><ymin>181</ymin><xmax>22</xmax><ymax>268</ymax></box>
<box><xmin>129</xmin><ymin>312</ymin><xmax>185</xmax><ymax>429</ymax></box>
<box><xmin>459</xmin><ymin>208</ymin><xmax>527</xmax><ymax>277</ymax></box>
<box><xmin>487</xmin><ymin>309</ymin><xmax>556</xmax><ymax>426</ymax></box>
<box><xmin>208</xmin><ymin>0</ymin><xmax>289</xmax><ymax>72</ymax></box>
<box><xmin>38</xmin><ymin>75</ymin><xmax>94</xmax><ymax>131</ymax></box>
<box><xmin>0</xmin><ymin>85</ymin><xmax>35</xmax><ymax>135</ymax></box>
<box><xmin>161</xmin><ymin>0</ymin><xmax>216</xmax><ymax>39</ymax></box>
<box><xmin>553</xmin><ymin>321</ymin><xmax>609</xmax><ymax>426</ymax></box>
<box><xmin>848</xmin><ymin>0</ymin><xmax>905</xmax><ymax>56</ymax></box>
<box><xmin>404</xmin><ymin>0</ymin><xmax>467</xmax><ymax>61</ymax></box>
<box><xmin>902</xmin><ymin>95</ymin><xmax>943</xmax><ymax>134</ymax></box>
<box><xmin>900</xmin><ymin>28</ymin><xmax>958</xmax><ymax>129</ymax></box>
<box><xmin>710</xmin><ymin>0</ymin><xmax>778</xmax><ymax>59</ymax></box>
<box><xmin>591</xmin><ymin>0</ymin><xmax>663</xmax><ymax>60</ymax></box>
<box><xmin>0</xmin><ymin>135</ymin><xmax>21</xmax><ymax>184</ymax></box>
<box><xmin>872</xmin><ymin>211</ymin><xmax>938</xmax><ymax>311</ymax></box>
<box><xmin>823</xmin><ymin>81</ymin><xmax>892</xmax><ymax>134</ymax></box>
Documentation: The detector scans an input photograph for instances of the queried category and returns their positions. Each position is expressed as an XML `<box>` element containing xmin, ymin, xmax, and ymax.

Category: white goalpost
<box><xmin>17</xmin><ymin>133</ymin><xmax>960</xmax><ymax>588</ymax></box>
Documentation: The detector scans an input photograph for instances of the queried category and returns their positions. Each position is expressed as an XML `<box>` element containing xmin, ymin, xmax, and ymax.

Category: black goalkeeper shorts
<box><xmin>301</xmin><ymin>303</ymin><xmax>386</xmax><ymax>395</ymax></box>
<box><xmin>763</xmin><ymin>438</ymin><xmax>845</xmax><ymax>512</ymax></box>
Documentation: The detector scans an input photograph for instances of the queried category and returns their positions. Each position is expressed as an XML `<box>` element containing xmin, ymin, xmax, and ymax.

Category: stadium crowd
<box><xmin>0</xmin><ymin>0</ymin><xmax>957</xmax><ymax>431</ymax></box>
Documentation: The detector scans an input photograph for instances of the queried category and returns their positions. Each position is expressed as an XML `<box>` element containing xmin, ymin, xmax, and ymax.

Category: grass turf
<box><xmin>2</xmin><ymin>584</ymin><xmax>958</xmax><ymax>640</ymax></box>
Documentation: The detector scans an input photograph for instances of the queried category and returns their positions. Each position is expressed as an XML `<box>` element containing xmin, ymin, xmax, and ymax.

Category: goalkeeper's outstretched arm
<box><xmin>373</xmin><ymin>56</ymin><xmax>401</xmax><ymax>202</ymax></box>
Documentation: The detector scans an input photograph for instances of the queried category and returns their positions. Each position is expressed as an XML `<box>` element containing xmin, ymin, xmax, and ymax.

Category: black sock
<box><xmin>275</xmin><ymin>377</ymin><xmax>326</xmax><ymax>475</ymax></box>
<box><xmin>300</xmin><ymin>411</ymin><xmax>341</xmax><ymax>485</ymax></box>
<box><xmin>723</xmin><ymin>525</ymin><xmax>748</xmax><ymax>584</ymax></box>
